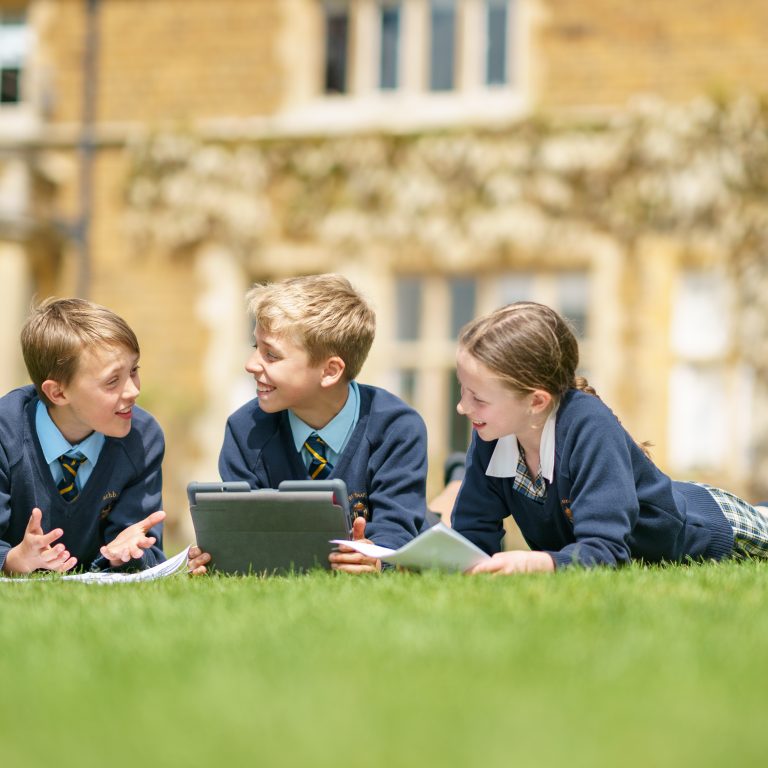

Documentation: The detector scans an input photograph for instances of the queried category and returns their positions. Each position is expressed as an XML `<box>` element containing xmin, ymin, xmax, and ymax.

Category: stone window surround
<box><xmin>285</xmin><ymin>0</ymin><xmax>532</xmax><ymax>134</ymax></box>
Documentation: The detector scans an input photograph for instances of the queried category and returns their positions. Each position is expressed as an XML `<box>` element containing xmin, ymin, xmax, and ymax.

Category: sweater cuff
<box><xmin>547</xmin><ymin>550</ymin><xmax>570</xmax><ymax>570</ymax></box>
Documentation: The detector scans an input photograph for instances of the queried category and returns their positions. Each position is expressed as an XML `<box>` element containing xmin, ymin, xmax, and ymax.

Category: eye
<box><xmin>131</xmin><ymin>365</ymin><xmax>140</xmax><ymax>375</ymax></box>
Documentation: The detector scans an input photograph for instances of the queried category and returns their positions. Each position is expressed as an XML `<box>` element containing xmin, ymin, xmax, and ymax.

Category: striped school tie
<box><xmin>57</xmin><ymin>451</ymin><xmax>87</xmax><ymax>502</ymax></box>
<box><xmin>304</xmin><ymin>433</ymin><xmax>332</xmax><ymax>480</ymax></box>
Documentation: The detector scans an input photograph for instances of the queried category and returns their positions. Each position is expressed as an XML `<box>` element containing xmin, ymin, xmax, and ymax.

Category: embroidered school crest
<box><xmin>100</xmin><ymin>490</ymin><xmax>119</xmax><ymax>519</ymax></box>
<box><xmin>350</xmin><ymin>493</ymin><xmax>370</xmax><ymax>521</ymax></box>
<box><xmin>560</xmin><ymin>498</ymin><xmax>573</xmax><ymax>522</ymax></box>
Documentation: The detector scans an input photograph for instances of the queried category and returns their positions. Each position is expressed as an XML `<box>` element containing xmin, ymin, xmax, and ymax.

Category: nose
<box><xmin>125</xmin><ymin>375</ymin><xmax>140</xmax><ymax>401</ymax></box>
<box><xmin>245</xmin><ymin>348</ymin><xmax>263</xmax><ymax>375</ymax></box>
<box><xmin>456</xmin><ymin>389</ymin><xmax>470</xmax><ymax>417</ymax></box>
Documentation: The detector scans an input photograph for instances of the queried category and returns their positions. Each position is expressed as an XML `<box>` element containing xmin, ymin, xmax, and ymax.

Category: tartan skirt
<box><xmin>695</xmin><ymin>483</ymin><xmax>768</xmax><ymax>558</ymax></box>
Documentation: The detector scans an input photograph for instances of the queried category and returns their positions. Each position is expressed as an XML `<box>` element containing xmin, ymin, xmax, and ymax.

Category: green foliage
<box><xmin>2</xmin><ymin>561</ymin><xmax>767</xmax><ymax>767</ymax></box>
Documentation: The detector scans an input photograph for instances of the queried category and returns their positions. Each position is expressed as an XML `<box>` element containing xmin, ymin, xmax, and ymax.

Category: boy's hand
<box><xmin>329</xmin><ymin>515</ymin><xmax>382</xmax><ymax>574</ymax></box>
<box><xmin>469</xmin><ymin>550</ymin><xmax>555</xmax><ymax>575</ymax></box>
<box><xmin>187</xmin><ymin>546</ymin><xmax>211</xmax><ymax>575</ymax></box>
<box><xmin>100</xmin><ymin>510</ymin><xmax>166</xmax><ymax>567</ymax></box>
<box><xmin>2</xmin><ymin>508</ymin><xmax>77</xmax><ymax>574</ymax></box>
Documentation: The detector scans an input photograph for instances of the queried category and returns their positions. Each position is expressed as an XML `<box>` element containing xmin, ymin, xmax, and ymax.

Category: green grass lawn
<box><xmin>1</xmin><ymin>560</ymin><xmax>767</xmax><ymax>768</ymax></box>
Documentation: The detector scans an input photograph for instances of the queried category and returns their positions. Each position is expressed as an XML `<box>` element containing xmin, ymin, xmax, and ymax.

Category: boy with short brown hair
<box><xmin>0</xmin><ymin>298</ymin><xmax>166</xmax><ymax>574</ymax></box>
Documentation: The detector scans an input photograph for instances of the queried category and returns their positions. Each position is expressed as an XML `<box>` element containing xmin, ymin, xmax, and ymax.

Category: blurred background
<box><xmin>1</xmin><ymin>0</ymin><xmax>767</xmax><ymax>549</ymax></box>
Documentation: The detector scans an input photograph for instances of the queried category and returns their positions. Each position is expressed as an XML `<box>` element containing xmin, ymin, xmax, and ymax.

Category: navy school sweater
<box><xmin>0</xmin><ymin>386</ymin><xmax>165</xmax><ymax>572</ymax></box>
<box><xmin>219</xmin><ymin>384</ymin><xmax>428</xmax><ymax>550</ymax></box>
<box><xmin>452</xmin><ymin>388</ymin><xmax>734</xmax><ymax>568</ymax></box>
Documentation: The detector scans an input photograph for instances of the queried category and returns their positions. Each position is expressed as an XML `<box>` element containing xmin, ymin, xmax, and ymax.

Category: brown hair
<box><xmin>459</xmin><ymin>301</ymin><xmax>652</xmax><ymax>456</ymax></box>
<box><xmin>246</xmin><ymin>274</ymin><xmax>375</xmax><ymax>381</ymax></box>
<box><xmin>21</xmin><ymin>298</ymin><xmax>140</xmax><ymax>407</ymax></box>
<box><xmin>459</xmin><ymin>302</ymin><xmax>588</xmax><ymax>398</ymax></box>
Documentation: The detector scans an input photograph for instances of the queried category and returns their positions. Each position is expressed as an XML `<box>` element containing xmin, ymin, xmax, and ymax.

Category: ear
<box><xmin>528</xmin><ymin>389</ymin><xmax>553</xmax><ymax>415</ymax></box>
<box><xmin>40</xmin><ymin>379</ymin><xmax>69</xmax><ymax>407</ymax></box>
<box><xmin>320</xmin><ymin>356</ymin><xmax>346</xmax><ymax>388</ymax></box>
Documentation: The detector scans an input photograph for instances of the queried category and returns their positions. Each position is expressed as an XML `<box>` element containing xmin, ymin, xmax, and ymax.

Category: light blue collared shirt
<box><xmin>288</xmin><ymin>381</ymin><xmax>360</xmax><ymax>471</ymax></box>
<box><xmin>35</xmin><ymin>400</ymin><xmax>105</xmax><ymax>491</ymax></box>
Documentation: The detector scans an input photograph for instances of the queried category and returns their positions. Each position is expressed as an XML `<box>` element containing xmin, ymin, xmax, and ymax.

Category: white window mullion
<box><xmin>352</xmin><ymin>0</ymin><xmax>377</xmax><ymax>94</ymax></box>
<box><xmin>402</xmin><ymin>0</ymin><xmax>427</xmax><ymax>93</ymax></box>
<box><xmin>459</xmin><ymin>0</ymin><xmax>482</xmax><ymax>92</ymax></box>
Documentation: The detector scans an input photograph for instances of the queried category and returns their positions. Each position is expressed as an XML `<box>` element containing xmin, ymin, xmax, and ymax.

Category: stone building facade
<box><xmin>1</xmin><ymin>0</ymin><xmax>767</xmax><ymax>543</ymax></box>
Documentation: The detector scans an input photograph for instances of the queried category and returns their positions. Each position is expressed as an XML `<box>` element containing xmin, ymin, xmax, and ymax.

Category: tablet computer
<box><xmin>188</xmin><ymin>479</ymin><xmax>352</xmax><ymax>575</ymax></box>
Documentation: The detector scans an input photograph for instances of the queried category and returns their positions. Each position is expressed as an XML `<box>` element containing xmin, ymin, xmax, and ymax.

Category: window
<box><xmin>498</xmin><ymin>272</ymin><xmax>534</xmax><ymax>305</ymax></box>
<box><xmin>0</xmin><ymin>11</ymin><xmax>28</xmax><ymax>105</ymax></box>
<box><xmin>449</xmin><ymin>276</ymin><xmax>476</xmax><ymax>339</ymax></box>
<box><xmin>667</xmin><ymin>270</ymin><xmax>736</xmax><ymax>472</ymax></box>
<box><xmin>486</xmin><ymin>0</ymin><xmax>511</xmax><ymax>86</ymax></box>
<box><xmin>379</xmin><ymin>2</ymin><xmax>401</xmax><ymax>90</ymax></box>
<box><xmin>306</xmin><ymin>1</ymin><xmax>526</xmax><ymax>131</ymax></box>
<box><xmin>323</xmin><ymin>2</ymin><xmax>350</xmax><ymax>94</ymax></box>
<box><xmin>395</xmin><ymin>276</ymin><xmax>423</xmax><ymax>340</ymax></box>
<box><xmin>399</xmin><ymin>369</ymin><xmax>418</xmax><ymax>405</ymax></box>
<box><xmin>499</xmin><ymin>271</ymin><xmax>590</xmax><ymax>339</ymax></box>
<box><xmin>557</xmin><ymin>271</ymin><xmax>590</xmax><ymax>339</ymax></box>
<box><xmin>429</xmin><ymin>0</ymin><xmax>456</xmax><ymax>92</ymax></box>
<box><xmin>447</xmin><ymin>369</ymin><xmax>468</xmax><ymax>451</ymax></box>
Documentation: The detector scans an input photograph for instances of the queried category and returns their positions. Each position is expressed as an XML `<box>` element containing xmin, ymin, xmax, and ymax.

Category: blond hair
<box><xmin>21</xmin><ymin>298</ymin><xmax>140</xmax><ymax>407</ymax></box>
<box><xmin>246</xmin><ymin>274</ymin><xmax>375</xmax><ymax>381</ymax></box>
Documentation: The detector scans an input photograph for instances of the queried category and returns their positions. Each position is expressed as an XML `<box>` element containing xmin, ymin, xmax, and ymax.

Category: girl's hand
<box><xmin>100</xmin><ymin>510</ymin><xmax>166</xmax><ymax>567</ymax></box>
<box><xmin>469</xmin><ymin>549</ymin><xmax>555</xmax><ymax>575</ymax></box>
<box><xmin>3</xmin><ymin>508</ymin><xmax>78</xmax><ymax>574</ymax></box>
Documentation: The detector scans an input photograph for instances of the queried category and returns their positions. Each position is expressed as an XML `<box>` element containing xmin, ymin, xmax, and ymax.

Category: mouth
<box><xmin>256</xmin><ymin>381</ymin><xmax>275</xmax><ymax>395</ymax></box>
<box><xmin>471</xmin><ymin>420</ymin><xmax>486</xmax><ymax>429</ymax></box>
<box><xmin>116</xmin><ymin>407</ymin><xmax>133</xmax><ymax>420</ymax></box>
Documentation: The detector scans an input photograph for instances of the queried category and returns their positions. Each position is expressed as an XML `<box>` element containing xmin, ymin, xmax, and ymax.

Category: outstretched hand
<box><xmin>329</xmin><ymin>515</ymin><xmax>382</xmax><ymax>574</ymax></box>
<box><xmin>2</xmin><ymin>508</ymin><xmax>78</xmax><ymax>574</ymax></box>
<box><xmin>468</xmin><ymin>549</ymin><xmax>555</xmax><ymax>575</ymax></box>
<box><xmin>100</xmin><ymin>510</ymin><xmax>166</xmax><ymax>567</ymax></box>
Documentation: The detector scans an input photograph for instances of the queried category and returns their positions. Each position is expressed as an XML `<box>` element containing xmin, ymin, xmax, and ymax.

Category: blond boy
<box><xmin>189</xmin><ymin>274</ymin><xmax>428</xmax><ymax>574</ymax></box>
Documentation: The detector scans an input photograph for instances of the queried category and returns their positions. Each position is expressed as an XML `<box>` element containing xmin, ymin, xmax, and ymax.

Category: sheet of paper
<box><xmin>331</xmin><ymin>523</ymin><xmax>489</xmax><ymax>573</ymax></box>
<box><xmin>0</xmin><ymin>547</ymin><xmax>190</xmax><ymax>584</ymax></box>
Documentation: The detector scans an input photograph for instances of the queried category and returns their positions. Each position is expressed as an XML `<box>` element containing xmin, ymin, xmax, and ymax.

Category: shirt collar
<box><xmin>288</xmin><ymin>382</ymin><xmax>358</xmax><ymax>455</ymax></box>
<box><xmin>485</xmin><ymin>403</ymin><xmax>558</xmax><ymax>482</ymax></box>
<box><xmin>35</xmin><ymin>400</ymin><xmax>105</xmax><ymax>466</ymax></box>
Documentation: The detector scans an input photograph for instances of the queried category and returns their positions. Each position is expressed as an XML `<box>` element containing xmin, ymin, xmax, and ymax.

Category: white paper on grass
<box><xmin>331</xmin><ymin>522</ymin><xmax>489</xmax><ymax>573</ymax></box>
<box><xmin>0</xmin><ymin>546</ymin><xmax>190</xmax><ymax>584</ymax></box>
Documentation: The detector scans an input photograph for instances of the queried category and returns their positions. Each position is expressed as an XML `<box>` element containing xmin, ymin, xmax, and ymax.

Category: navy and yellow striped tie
<box><xmin>304</xmin><ymin>433</ymin><xmax>332</xmax><ymax>480</ymax></box>
<box><xmin>57</xmin><ymin>451</ymin><xmax>87</xmax><ymax>502</ymax></box>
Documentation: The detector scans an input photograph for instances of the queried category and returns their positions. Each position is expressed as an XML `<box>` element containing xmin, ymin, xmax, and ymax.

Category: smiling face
<box><xmin>45</xmin><ymin>344</ymin><xmax>141</xmax><ymax>443</ymax></box>
<box><xmin>245</xmin><ymin>327</ymin><xmax>327</xmax><ymax>417</ymax></box>
<box><xmin>455</xmin><ymin>347</ymin><xmax>539</xmax><ymax>442</ymax></box>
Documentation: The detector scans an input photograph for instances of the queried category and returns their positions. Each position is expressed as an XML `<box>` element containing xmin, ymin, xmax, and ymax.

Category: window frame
<box><xmin>306</xmin><ymin>0</ymin><xmax>528</xmax><ymax>133</ymax></box>
<box><xmin>0</xmin><ymin>11</ymin><xmax>29</xmax><ymax>108</ymax></box>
